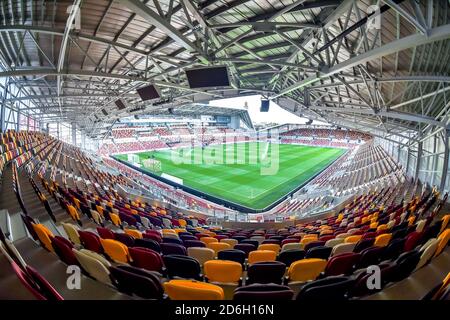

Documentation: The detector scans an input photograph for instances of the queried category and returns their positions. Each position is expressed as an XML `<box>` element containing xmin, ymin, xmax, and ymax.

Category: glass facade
<box><xmin>376</xmin><ymin>129</ymin><xmax>450</xmax><ymax>194</ymax></box>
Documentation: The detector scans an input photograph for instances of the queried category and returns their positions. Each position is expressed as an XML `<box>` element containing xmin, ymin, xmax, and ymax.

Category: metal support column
<box><xmin>81</xmin><ymin>132</ymin><xmax>86</xmax><ymax>149</ymax></box>
<box><xmin>406</xmin><ymin>147</ymin><xmax>411</xmax><ymax>176</ymax></box>
<box><xmin>0</xmin><ymin>78</ymin><xmax>8</xmax><ymax>132</ymax></box>
<box><xmin>415</xmin><ymin>141</ymin><xmax>423</xmax><ymax>181</ymax></box>
<box><xmin>16</xmin><ymin>108</ymin><xmax>20</xmax><ymax>131</ymax></box>
<box><xmin>440</xmin><ymin>130</ymin><xmax>449</xmax><ymax>192</ymax></box>
<box><xmin>432</xmin><ymin>134</ymin><xmax>438</xmax><ymax>186</ymax></box>
<box><xmin>71</xmin><ymin>122</ymin><xmax>77</xmax><ymax>146</ymax></box>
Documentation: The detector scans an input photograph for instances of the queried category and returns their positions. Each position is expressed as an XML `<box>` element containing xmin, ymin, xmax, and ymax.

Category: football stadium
<box><xmin>0</xmin><ymin>0</ymin><xmax>449</xmax><ymax>308</ymax></box>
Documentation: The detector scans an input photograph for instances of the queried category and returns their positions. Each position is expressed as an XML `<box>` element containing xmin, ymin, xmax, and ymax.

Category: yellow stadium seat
<box><xmin>300</xmin><ymin>237</ymin><xmax>316</xmax><ymax>248</ymax></box>
<box><xmin>32</xmin><ymin>223</ymin><xmax>54</xmax><ymax>252</ymax></box>
<box><xmin>100</xmin><ymin>239</ymin><xmax>129</xmax><ymax>263</ymax></box>
<box><xmin>67</xmin><ymin>204</ymin><xmax>80</xmax><ymax>221</ymax></box>
<box><xmin>434</xmin><ymin>229</ymin><xmax>450</xmax><ymax>257</ymax></box>
<box><xmin>124</xmin><ymin>228</ymin><xmax>143</xmax><ymax>239</ymax></box>
<box><xmin>248</xmin><ymin>250</ymin><xmax>276</xmax><ymax>264</ymax></box>
<box><xmin>206</xmin><ymin>242</ymin><xmax>231</xmax><ymax>257</ymax></box>
<box><xmin>204</xmin><ymin>260</ymin><xmax>242</xmax><ymax>284</ymax></box>
<box><xmin>287</xmin><ymin>258</ymin><xmax>327</xmax><ymax>283</ymax></box>
<box><xmin>95</xmin><ymin>205</ymin><xmax>104</xmax><ymax>216</ymax></box>
<box><xmin>109</xmin><ymin>213</ymin><xmax>121</xmax><ymax>226</ymax></box>
<box><xmin>440</xmin><ymin>215</ymin><xmax>450</xmax><ymax>233</ymax></box>
<box><xmin>164</xmin><ymin>280</ymin><xmax>224</xmax><ymax>300</ymax></box>
<box><xmin>374</xmin><ymin>233</ymin><xmax>392</xmax><ymax>247</ymax></box>
<box><xmin>200</xmin><ymin>237</ymin><xmax>218</xmax><ymax>245</ymax></box>
<box><xmin>257</xmin><ymin>243</ymin><xmax>281</xmax><ymax>253</ymax></box>
<box><xmin>344</xmin><ymin>235</ymin><xmax>362</xmax><ymax>243</ymax></box>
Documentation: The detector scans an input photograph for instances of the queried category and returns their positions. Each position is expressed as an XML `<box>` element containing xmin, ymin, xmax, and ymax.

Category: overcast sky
<box><xmin>208</xmin><ymin>94</ymin><xmax>329</xmax><ymax>125</ymax></box>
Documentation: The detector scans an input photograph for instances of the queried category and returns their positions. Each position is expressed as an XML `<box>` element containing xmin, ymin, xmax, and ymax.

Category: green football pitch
<box><xmin>115</xmin><ymin>142</ymin><xmax>345</xmax><ymax>210</ymax></box>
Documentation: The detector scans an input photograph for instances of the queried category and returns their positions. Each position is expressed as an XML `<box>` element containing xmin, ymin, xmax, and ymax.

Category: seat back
<box><xmin>143</xmin><ymin>232</ymin><xmax>162</xmax><ymax>243</ymax></box>
<box><xmin>305</xmin><ymin>246</ymin><xmax>332</xmax><ymax>260</ymax></box>
<box><xmin>234</xmin><ymin>243</ymin><xmax>257</xmax><ymax>257</ymax></box>
<box><xmin>32</xmin><ymin>223</ymin><xmax>54</xmax><ymax>252</ymax></box>
<box><xmin>73</xmin><ymin>249</ymin><xmax>111</xmax><ymax>285</ymax></box>
<box><xmin>114</xmin><ymin>232</ymin><xmax>135</xmax><ymax>247</ymax></box>
<box><xmin>200</xmin><ymin>236</ymin><xmax>218</xmax><ymax>245</ymax></box>
<box><xmin>281</xmin><ymin>243</ymin><xmax>302</xmax><ymax>251</ymax></box>
<box><xmin>163</xmin><ymin>254</ymin><xmax>202</xmax><ymax>280</ymax></box>
<box><xmin>161</xmin><ymin>243</ymin><xmax>187</xmax><ymax>256</ymax></box>
<box><xmin>258</xmin><ymin>243</ymin><xmax>281</xmax><ymax>254</ymax></box>
<box><xmin>440</xmin><ymin>215</ymin><xmax>450</xmax><ymax>233</ymax></box>
<box><xmin>184</xmin><ymin>239</ymin><xmax>206</xmax><ymax>248</ymax></box>
<box><xmin>164</xmin><ymin>279</ymin><xmax>224</xmax><ymax>300</ymax></box>
<box><xmin>288</xmin><ymin>258</ymin><xmax>327</xmax><ymax>282</ymax></box>
<box><xmin>356</xmin><ymin>246</ymin><xmax>385</xmax><ymax>269</ymax></box>
<box><xmin>96</xmin><ymin>227</ymin><xmax>115</xmax><ymax>240</ymax></box>
<box><xmin>325</xmin><ymin>238</ymin><xmax>344</xmax><ymax>248</ymax></box>
<box><xmin>52</xmin><ymin>236</ymin><xmax>78</xmax><ymax>266</ymax></box>
<box><xmin>248</xmin><ymin>250</ymin><xmax>277</xmax><ymax>264</ymax></box>
<box><xmin>217</xmin><ymin>249</ymin><xmax>246</xmax><ymax>265</ymax></box>
<box><xmin>277</xmin><ymin>249</ymin><xmax>305</xmax><ymax>267</ymax></box>
<box><xmin>129</xmin><ymin>247</ymin><xmax>164</xmax><ymax>273</ymax></box>
<box><xmin>404</xmin><ymin>231</ymin><xmax>423</xmax><ymax>252</ymax></box>
<box><xmin>296</xmin><ymin>276</ymin><xmax>355</xmax><ymax>301</ymax></box>
<box><xmin>162</xmin><ymin>236</ymin><xmax>184</xmax><ymax>245</ymax></box>
<box><xmin>242</xmin><ymin>239</ymin><xmax>260</xmax><ymax>247</ymax></box>
<box><xmin>250</xmin><ymin>236</ymin><xmax>265</xmax><ymax>244</ymax></box>
<box><xmin>134</xmin><ymin>238</ymin><xmax>161</xmax><ymax>252</ymax></box>
<box><xmin>124</xmin><ymin>228</ymin><xmax>143</xmax><ymax>239</ymax></box>
<box><xmin>374</xmin><ymin>233</ymin><xmax>392</xmax><ymax>247</ymax></box>
<box><xmin>434</xmin><ymin>229</ymin><xmax>450</xmax><ymax>257</ymax></box>
<box><xmin>344</xmin><ymin>235</ymin><xmax>362</xmax><ymax>244</ymax></box>
<box><xmin>204</xmin><ymin>260</ymin><xmax>242</xmax><ymax>284</ymax></box>
<box><xmin>90</xmin><ymin>210</ymin><xmax>104</xmax><ymax>225</ymax></box>
<box><xmin>100</xmin><ymin>238</ymin><xmax>130</xmax><ymax>263</ymax></box>
<box><xmin>79</xmin><ymin>231</ymin><xmax>103</xmax><ymax>253</ymax></box>
<box><xmin>382</xmin><ymin>238</ymin><xmax>406</xmax><ymax>261</ymax></box>
<box><xmin>220</xmin><ymin>238</ymin><xmax>238</xmax><ymax>248</ymax></box>
<box><xmin>391</xmin><ymin>250</ymin><xmax>421</xmax><ymax>281</ymax></box>
<box><xmin>62</xmin><ymin>223</ymin><xmax>81</xmax><ymax>245</ymax></box>
<box><xmin>353</xmin><ymin>238</ymin><xmax>375</xmax><ymax>253</ymax></box>
<box><xmin>233</xmin><ymin>284</ymin><xmax>294</xmax><ymax>301</ymax></box>
<box><xmin>247</xmin><ymin>261</ymin><xmax>286</xmax><ymax>285</ymax></box>
<box><xmin>331</xmin><ymin>242</ymin><xmax>356</xmax><ymax>256</ymax></box>
<box><xmin>324</xmin><ymin>252</ymin><xmax>361</xmax><ymax>276</ymax></box>
<box><xmin>415</xmin><ymin>238</ymin><xmax>439</xmax><ymax>270</ymax></box>
<box><xmin>206</xmin><ymin>242</ymin><xmax>231</xmax><ymax>257</ymax></box>
<box><xmin>187</xmin><ymin>247</ymin><xmax>215</xmax><ymax>266</ymax></box>
<box><xmin>109</xmin><ymin>265</ymin><xmax>163</xmax><ymax>299</ymax></box>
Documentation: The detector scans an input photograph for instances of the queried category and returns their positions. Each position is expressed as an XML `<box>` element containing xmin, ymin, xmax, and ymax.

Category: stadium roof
<box><xmin>0</xmin><ymin>0</ymin><xmax>449</xmax><ymax>143</ymax></box>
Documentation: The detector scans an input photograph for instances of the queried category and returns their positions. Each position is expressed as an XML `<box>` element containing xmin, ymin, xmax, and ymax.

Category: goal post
<box><xmin>142</xmin><ymin>158</ymin><xmax>162</xmax><ymax>173</ymax></box>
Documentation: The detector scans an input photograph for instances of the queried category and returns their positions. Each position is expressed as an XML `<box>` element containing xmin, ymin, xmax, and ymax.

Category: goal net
<box><xmin>142</xmin><ymin>158</ymin><xmax>162</xmax><ymax>173</ymax></box>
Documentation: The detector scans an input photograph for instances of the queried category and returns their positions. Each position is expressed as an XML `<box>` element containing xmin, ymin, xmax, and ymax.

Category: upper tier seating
<box><xmin>0</xmin><ymin>130</ymin><xmax>448</xmax><ymax>300</ymax></box>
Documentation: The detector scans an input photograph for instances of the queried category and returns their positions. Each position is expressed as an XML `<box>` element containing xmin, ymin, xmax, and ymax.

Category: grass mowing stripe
<box><xmin>116</xmin><ymin>143</ymin><xmax>345</xmax><ymax>209</ymax></box>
